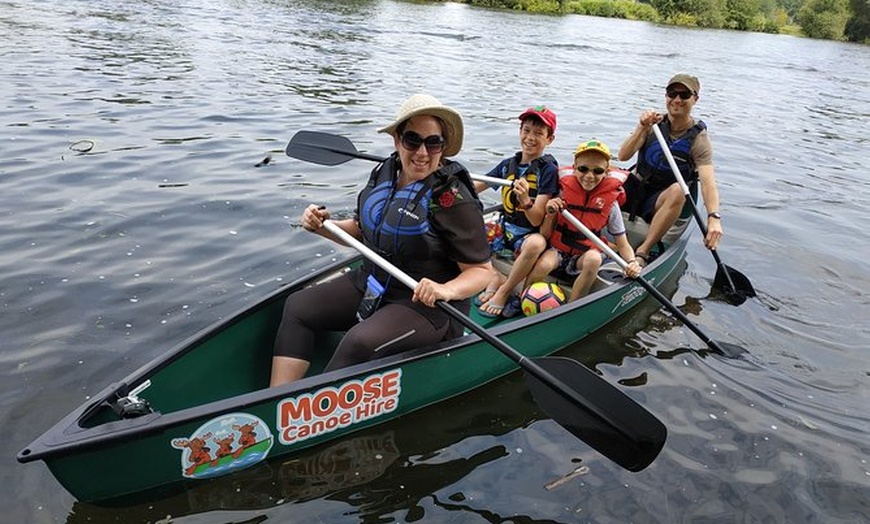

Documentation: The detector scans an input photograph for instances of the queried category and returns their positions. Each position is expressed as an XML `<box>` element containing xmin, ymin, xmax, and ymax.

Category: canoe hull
<box><xmin>19</xmin><ymin>216</ymin><xmax>692</xmax><ymax>503</ymax></box>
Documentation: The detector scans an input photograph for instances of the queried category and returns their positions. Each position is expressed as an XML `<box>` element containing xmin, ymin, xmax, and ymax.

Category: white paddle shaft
<box><xmin>651</xmin><ymin>124</ymin><xmax>691</xmax><ymax>197</ymax></box>
<box><xmin>322</xmin><ymin>221</ymin><xmax>419</xmax><ymax>290</ymax></box>
<box><xmin>559</xmin><ymin>210</ymin><xmax>629</xmax><ymax>271</ymax></box>
<box><xmin>470</xmin><ymin>173</ymin><xmax>512</xmax><ymax>187</ymax></box>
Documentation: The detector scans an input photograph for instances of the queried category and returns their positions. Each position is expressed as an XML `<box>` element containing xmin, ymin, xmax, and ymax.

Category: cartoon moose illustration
<box><xmin>171</xmin><ymin>432</ymin><xmax>214</xmax><ymax>476</ymax></box>
<box><xmin>211</xmin><ymin>433</ymin><xmax>236</xmax><ymax>466</ymax></box>
<box><xmin>232</xmin><ymin>420</ymin><xmax>259</xmax><ymax>458</ymax></box>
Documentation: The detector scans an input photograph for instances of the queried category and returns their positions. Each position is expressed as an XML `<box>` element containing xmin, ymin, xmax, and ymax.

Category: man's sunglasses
<box><xmin>401</xmin><ymin>131</ymin><xmax>445</xmax><ymax>154</ymax></box>
<box><xmin>575</xmin><ymin>165</ymin><xmax>606</xmax><ymax>175</ymax></box>
<box><xmin>666</xmin><ymin>89</ymin><xmax>695</xmax><ymax>100</ymax></box>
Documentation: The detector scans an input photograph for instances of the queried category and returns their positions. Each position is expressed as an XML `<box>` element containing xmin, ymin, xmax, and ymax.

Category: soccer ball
<box><xmin>520</xmin><ymin>281</ymin><xmax>567</xmax><ymax>316</ymax></box>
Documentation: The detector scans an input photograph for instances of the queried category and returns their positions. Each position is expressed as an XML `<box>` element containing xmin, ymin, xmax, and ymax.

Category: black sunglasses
<box><xmin>401</xmin><ymin>131</ymin><xmax>445</xmax><ymax>154</ymax></box>
<box><xmin>666</xmin><ymin>89</ymin><xmax>695</xmax><ymax>100</ymax></box>
<box><xmin>575</xmin><ymin>165</ymin><xmax>606</xmax><ymax>175</ymax></box>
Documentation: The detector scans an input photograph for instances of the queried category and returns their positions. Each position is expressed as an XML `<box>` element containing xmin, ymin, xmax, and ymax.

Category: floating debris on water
<box><xmin>255</xmin><ymin>154</ymin><xmax>272</xmax><ymax>167</ymax></box>
<box><xmin>798</xmin><ymin>416</ymin><xmax>818</xmax><ymax>430</ymax></box>
<box><xmin>545</xmin><ymin>465</ymin><xmax>590</xmax><ymax>491</ymax></box>
<box><xmin>69</xmin><ymin>140</ymin><xmax>95</xmax><ymax>153</ymax></box>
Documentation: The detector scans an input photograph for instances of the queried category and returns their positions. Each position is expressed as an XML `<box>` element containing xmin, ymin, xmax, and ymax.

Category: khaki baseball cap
<box><xmin>667</xmin><ymin>73</ymin><xmax>700</xmax><ymax>94</ymax></box>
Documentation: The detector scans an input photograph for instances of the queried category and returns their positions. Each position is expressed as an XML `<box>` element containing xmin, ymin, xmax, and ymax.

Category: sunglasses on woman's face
<box><xmin>575</xmin><ymin>165</ymin><xmax>606</xmax><ymax>175</ymax></box>
<box><xmin>666</xmin><ymin>89</ymin><xmax>694</xmax><ymax>100</ymax></box>
<box><xmin>401</xmin><ymin>131</ymin><xmax>445</xmax><ymax>154</ymax></box>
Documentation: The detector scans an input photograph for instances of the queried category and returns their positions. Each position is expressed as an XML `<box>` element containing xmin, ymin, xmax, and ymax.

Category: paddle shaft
<box><xmin>651</xmin><ymin>124</ymin><xmax>739</xmax><ymax>293</ymax></box>
<box><xmin>320</xmin><ymin>220</ymin><xmax>638</xmax><ymax>443</ymax></box>
<box><xmin>558</xmin><ymin>210</ymin><xmax>730</xmax><ymax>355</ymax></box>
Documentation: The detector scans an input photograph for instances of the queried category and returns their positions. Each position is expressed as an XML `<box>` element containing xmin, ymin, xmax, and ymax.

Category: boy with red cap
<box><xmin>527</xmin><ymin>139</ymin><xmax>642</xmax><ymax>301</ymax></box>
<box><xmin>474</xmin><ymin>106</ymin><xmax>560</xmax><ymax>317</ymax></box>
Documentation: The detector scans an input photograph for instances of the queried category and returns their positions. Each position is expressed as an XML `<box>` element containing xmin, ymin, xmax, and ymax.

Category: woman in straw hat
<box><xmin>270</xmin><ymin>94</ymin><xmax>493</xmax><ymax>387</ymax></box>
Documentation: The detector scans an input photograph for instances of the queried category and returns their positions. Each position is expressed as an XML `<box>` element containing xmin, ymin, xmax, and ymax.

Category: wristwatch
<box><xmin>708</xmin><ymin>211</ymin><xmax>721</xmax><ymax>220</ymax></box>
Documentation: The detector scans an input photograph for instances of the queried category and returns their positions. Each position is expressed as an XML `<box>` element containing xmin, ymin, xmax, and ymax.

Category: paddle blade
<box><xmin>714</xmin><ymin>341</ymin><xmax>748</xmax><ymax>359</ymax></box>
<box><xmin>525</xmin><ymin>356</ymin><xmax>666</xmax><ymax>472</ymax></box>
<box><xmin>285</xmin><ymin>131</ymin><xmax>362</xmax><ymax>166</ymax></box>
<box><xmin>713</xmin><ymin>264</ymin><xmax>756</xmax><ymax>305</ymax></box>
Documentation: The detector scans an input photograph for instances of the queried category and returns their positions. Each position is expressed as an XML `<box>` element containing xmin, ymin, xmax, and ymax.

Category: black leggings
<box><xmin>273</xmin><ymin>274</ymin><xmax>450</xmax><ymax>371</ymax></box>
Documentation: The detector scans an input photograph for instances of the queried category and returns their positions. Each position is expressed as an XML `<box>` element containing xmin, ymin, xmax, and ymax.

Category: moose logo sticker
<box><xmin>171</xmin><ymin>413</ymin><xmax>274</xmax><ymax>479</ymax></box>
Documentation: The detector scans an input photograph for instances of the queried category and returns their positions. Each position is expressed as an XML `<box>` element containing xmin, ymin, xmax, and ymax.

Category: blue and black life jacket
<box><xmin>356</xmin><ymin>153</ymin><xmax>480</xmax><ymax>299</ymax></box>
<box><xmin>636</xmin><ymin>118</ymin><xmax>707</xmax><ymax>191</ymax></box>
<box><xmin>500</xmin><ymin>152</ymin><xmax>558</xmax><ymax>229</ymax></box>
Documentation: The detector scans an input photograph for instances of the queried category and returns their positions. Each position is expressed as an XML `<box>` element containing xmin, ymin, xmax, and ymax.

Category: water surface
<box><xmin>2</xmin><ymin>1</ymin><xmax>868</xmax><ymax>522</ymax></box>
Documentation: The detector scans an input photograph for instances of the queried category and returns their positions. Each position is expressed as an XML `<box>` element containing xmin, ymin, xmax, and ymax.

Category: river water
<box><xmin>3</xmin><ymin>1</ymin><xmax>868</xmax><ymax>522</ymax></box>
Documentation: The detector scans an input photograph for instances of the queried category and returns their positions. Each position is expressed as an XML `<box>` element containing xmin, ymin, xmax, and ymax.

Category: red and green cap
<box><xmin>518</xmin><ymin>105</ymin><xmax>557</xmax><ymax>133</ymax></box>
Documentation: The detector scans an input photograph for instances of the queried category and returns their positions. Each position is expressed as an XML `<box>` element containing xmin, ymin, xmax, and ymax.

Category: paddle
<box><xmin>559</xmin><ymin>210</ymin><xmax>746</xmax><ymax>359</ymax></box>
<box><xmin>651</xmin><ymin>124</ymin><xmax>756</xmax><ymax>305</ymax></box>
<box><xmin>285</xmin><ymin>130</ymin><xmax>512</xmax><ymax>188</ymax></box>
<box><xmin>320</xmin><ymin>220</ymin><xmax>666</xmax><ymax>472</ymax></box>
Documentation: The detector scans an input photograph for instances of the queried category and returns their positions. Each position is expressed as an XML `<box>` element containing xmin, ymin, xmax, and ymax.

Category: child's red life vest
<box><xmin>558</xmin><ymin>165</ymin><xmax>628</xmax><ymax>207</ymax></box>
<box><xmin>549</xmin><ymin>175</ymin><xmax>624</xmax><ymax>255</ymax></box>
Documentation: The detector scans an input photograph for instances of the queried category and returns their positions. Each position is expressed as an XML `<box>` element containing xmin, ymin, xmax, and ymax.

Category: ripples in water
<box><xmin>3</xmin><ymin>1</ymin><xmax>870</xmax><ymax>522</ymax></box>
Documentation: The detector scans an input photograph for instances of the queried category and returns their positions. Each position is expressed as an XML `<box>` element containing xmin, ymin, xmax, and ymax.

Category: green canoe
<box><xmin>17</xmin><ymin>208</ymin><xmax>693</xmax><ymax>503</ymax></box>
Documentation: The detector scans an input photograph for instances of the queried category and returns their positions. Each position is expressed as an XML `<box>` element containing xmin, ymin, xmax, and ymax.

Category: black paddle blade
<box><xmin>713</xmin><ymin>341</ymin><xmax>748</xmax><ymax>359</ymax></box>
<box><xmin>524</xmin><ymin>356</ymin><xmax>666</xmax><ymax>472</ymax></box>
<box><xmin>285</xmin><ymin>131</ymin><xmax>363</xmax><ymax>166</ymax></box>
<box><xmin>713</xmin><ymin>264</ymin><xmax>756</xmax><ymax>305</ymax></box>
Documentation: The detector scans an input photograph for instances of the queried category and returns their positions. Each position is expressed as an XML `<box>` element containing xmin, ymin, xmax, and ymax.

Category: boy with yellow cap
<box><xmin>527</xmin><ymin>139</ymin><xmax>642</xmax><ymax>301</ymax></box>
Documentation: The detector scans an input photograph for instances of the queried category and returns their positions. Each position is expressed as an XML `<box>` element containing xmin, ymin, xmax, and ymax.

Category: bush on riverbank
<box><xmin>797</xmin><ymin>0</ymin><xmax>850</xmax><ymax>39</ymax></box>
<box><xmin>565</xmin><ymin>0</ymin><xmax>659</xmax><ymax>21</ymax></box>
<box><xmin>456</xmin><ymin>0</ymin><xmax>868</xmax><ymax>41</ymax></box>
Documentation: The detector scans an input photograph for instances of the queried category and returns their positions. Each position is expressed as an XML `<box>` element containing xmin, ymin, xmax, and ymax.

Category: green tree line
<box><xmin>452</xmin><ymin>0</ymin><xmax>870</xmax><ymax>42</ymax></box>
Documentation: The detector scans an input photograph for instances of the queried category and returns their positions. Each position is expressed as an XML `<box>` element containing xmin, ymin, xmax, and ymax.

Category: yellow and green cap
<box><xmin>573</xmin><ymin>139</ymin><xmax>611</xmax><ymax>160</ymax></box>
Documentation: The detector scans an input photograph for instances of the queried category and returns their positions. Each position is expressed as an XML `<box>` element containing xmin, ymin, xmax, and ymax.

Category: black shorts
<box><xmin>550</xmin><ymin>246</ymin><xmax>590</xmax><ymax>281</ymax></box>
<box><xmin>623</xmin><ymin>175</ymin><xmax>662</xmax><ymax>224</ymax></box>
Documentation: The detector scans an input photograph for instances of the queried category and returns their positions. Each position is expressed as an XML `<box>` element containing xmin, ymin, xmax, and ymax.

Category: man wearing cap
<box><xmin>271</xmin><ymin>94</ymin><xmax>493</xmax><ymax>386</ymax></box>
<box><xmin>473</xmin><ymin>105</ymin><xmax>560</xmax><ymax>317</ymax></box>
<box><xmin>526</xmin><ymin>139</ymin><xmax>641</xmax><ymax>301</ymax></box>
<box><xmin>617</xmin><ymin>73</ymin><xmax>723</xmax><ymax>266</ymax></box>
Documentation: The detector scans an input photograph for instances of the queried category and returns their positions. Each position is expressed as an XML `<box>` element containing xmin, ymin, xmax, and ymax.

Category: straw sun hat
<box><xmin>378</xmin><ymin>94</ymin><xmax>464</xmax><ymax>157</ymax></box>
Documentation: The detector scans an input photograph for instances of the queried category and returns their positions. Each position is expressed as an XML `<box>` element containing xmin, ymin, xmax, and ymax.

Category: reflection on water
<box><xmin>279</xmin><ymin>431</ymin><xmax>402</xmax><ymax>501</ymax></box>
<box><xmin>4</xmin><ymin>1</ymin><xmax>869</xmax><ymax>523</ymax></box>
